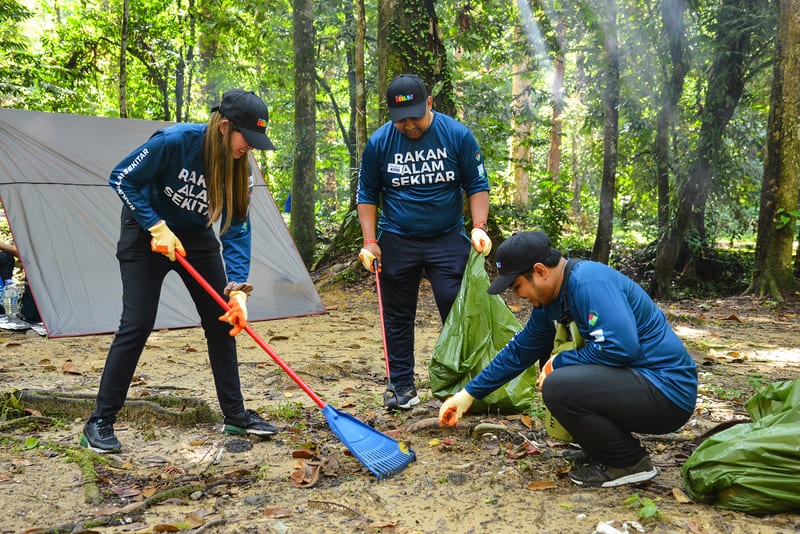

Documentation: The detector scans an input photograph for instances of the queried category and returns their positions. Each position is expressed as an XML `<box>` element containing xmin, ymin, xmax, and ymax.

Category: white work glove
<box><xmin>359</xmin><ymin>248</ymin><xmax>377</xmax><ymax>272</ymax></box>
<box><xmin>471</xmin><ymin>226</ymin><xmax>492</xmax><ymax>256</ymax></box>
<box><xmin>219</xmin><ymin>290</ymin><xmax>248</xmax><ymax>336</ymax></box>
<box><xmin>148</xmin><ymin>221</ymin><xmax>186</xmax><ymax>261</ymax></box>
<box><xmin>438</xmin><ymin>388</ymin><xmax>475</xmax><ymax>427</ymax></box>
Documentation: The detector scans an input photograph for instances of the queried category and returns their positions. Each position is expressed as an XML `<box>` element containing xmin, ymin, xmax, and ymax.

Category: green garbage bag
<box><xmin>429</xmin><ymin>249</ymin><xmax>537</xmax><ymax>413</ymax></box>
<box><xmin>680</xmin><ymin>379</ymin><xmax>800</xmax><ymax>515</ymax></box>
<box><xmin>542</xmin><ymin>320</ymin><xmax>585</xmax><ymax>442</ymax></box>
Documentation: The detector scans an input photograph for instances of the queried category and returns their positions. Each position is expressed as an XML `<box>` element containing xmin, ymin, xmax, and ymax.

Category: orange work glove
<box><xmin>148</xmin><ymin>221</ymin><xmax>186</xmax><ymax>261</ymax></box>
<box><xmin>537</xmin><ymin>355</ymin><xmax>557</xmax><ymax>389</ymax></box>
<box><xmin>219</xmin><ymin>290</ymin><xmax>248</xmax><ymax>336</ymax></box>
<box><xmin>438</xmin><ymin>388</ymin><xmax>475</xmax><ymax>427</ymax></box>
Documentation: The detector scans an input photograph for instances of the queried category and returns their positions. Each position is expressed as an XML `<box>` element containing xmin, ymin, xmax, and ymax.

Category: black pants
<box><xmin>542</xmin><ymin>365</ymin><xmax>692</xmax><ymax>467</ymax></box>
<box><xmin>0</xmin><ymin>251</ymin><xmax>14</xmax><ymax>284</ymax></box>
<box><xmin>378</xmin><ymin>229</ymin><xmax>470</xmax><ymax>387</ymax></box>
<box><xmin>90</xmin><ymin>217</ymin><xmax>245</xmax><ymax>422</ymax></box>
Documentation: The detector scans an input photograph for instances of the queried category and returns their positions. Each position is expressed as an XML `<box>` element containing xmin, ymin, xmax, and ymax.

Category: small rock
<box><xmin>244</xmin><ymin>494</ymin><xmax>270</xmax><ymax>506</ymax></box>
<box><xmin>224</xmin><ymin>439</ymin><xmax>253</xmax><ymax>453</ymax></box>
<box><xmin>446</xmin><ymin>472</ymin><xmax>468</xmax><ymax>485</ymax></box>
<box><xmin>571</xmin><ymin>493</ymin><xmax>599</xmax><ymax>504</ymax></box>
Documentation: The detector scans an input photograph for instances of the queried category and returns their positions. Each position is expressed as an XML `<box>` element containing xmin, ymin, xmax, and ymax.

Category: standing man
<box><xmin>439</xmin><ymin>231</ymin><xmax>698</xmax><ymax>487</ymax></box>
<box><xmin>357</xmin><ymin>74</ymin><xmax>492</xmax><ymax>411</ymax></box>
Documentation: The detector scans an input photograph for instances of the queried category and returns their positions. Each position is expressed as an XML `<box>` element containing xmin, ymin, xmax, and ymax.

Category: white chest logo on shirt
<box><xmin>387</xmin><ymin>148</ymin><xmax>456</xmax><ymax>187</ymax></box>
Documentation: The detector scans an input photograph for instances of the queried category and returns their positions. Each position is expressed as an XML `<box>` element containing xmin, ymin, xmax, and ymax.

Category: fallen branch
<box><xmin>308</xmin><ymin>499</ymin><xmax>364</xmax><ymax>518</ymax></box>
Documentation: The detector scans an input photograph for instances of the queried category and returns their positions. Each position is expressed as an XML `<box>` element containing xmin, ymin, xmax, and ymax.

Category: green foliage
<box><xmin>1</xmin><ymin>0</ymin><xmax>780</xmax><ymax>290</ymax></box>
<box><xmin>0</xmin><ymin>391</ymin><xmax>24</xmax><ymax>421</ymax></box>
<box><xmin>623</xmin><ymin>493</ymin><xmax>663</xmax><ymax>521</ymax></box>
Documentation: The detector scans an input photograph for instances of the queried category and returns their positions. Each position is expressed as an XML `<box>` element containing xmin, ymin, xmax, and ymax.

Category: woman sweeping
<box><xmin>82</xmin><ymin>89</ymin><xmax>278</xmax><ymax>453</ymax></box>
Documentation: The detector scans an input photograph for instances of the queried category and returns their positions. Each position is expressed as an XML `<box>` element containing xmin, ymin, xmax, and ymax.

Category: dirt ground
<box><xmin>1</xmin><ymin>268</ymin><xmax>800</xmax><ymax>534</ymax></box>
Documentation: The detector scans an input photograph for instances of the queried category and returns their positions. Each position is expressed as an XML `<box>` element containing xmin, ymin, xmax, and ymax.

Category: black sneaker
<box><xmin>385</xmin><ymin>384</ymin><xmax>420</xmax><ymax>411</ymax></box>
<box><xmin>568</xmin><ymin>455</ymin><xmax>657</xmax><ymax>487</ymax></box>
<box><xmin>80</xmin><ymin>418</ymin><xmax>121</xmax><ymax>453</ymax></box>
<box><xmin>223</xmin><ymin>409</ymin><xmax>278</xmax><ymax>436</ymax></box>
<box><xmin>562</xmin><ymin>448</ymin><xmax>591</xmax><ymax>466</ymax></box>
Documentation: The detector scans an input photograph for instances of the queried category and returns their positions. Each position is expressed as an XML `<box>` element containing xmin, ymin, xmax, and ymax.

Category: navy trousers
<box><xmin>378</xmin><ymin>228</ymin><xmax>471</xmax><ymax>387</ymax></box>
<box><xmin>91</xmin><ymin>212</ymin><xmax>245</xmax><ymax>422</ymax></box>
<box><xmin>542</xmin><ymin>364</ymin><xmax>692</xmax><ymax>466</ymax></box>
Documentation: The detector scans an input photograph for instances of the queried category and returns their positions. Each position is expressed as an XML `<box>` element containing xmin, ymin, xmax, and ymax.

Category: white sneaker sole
<box><xmin>600</xmin><ymin>467</ymin><xmax>657</xmax><ymax>487</ymax></box>
<box><xmin>397</xmin><ymin>395</ymin><xmax>420</xmax><ymax>410</ymax></box>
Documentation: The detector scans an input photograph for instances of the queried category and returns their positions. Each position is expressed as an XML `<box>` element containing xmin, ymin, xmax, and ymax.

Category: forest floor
<box><xmin>1</xmin><ymin>263</ymin><xmax>800</xmax><ymax>534</ymax></box>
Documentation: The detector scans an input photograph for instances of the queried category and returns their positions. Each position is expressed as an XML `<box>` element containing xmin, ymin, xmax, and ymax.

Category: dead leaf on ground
<box><xmin>183</xmin><ymin>512</ymin><xmax>205</xmax><ymax>528</ymax></box>
<box><xmin>61</xmin><ymin>360</ymin><xmax>81</xmax><ymax>375</ymax></box>
<box><xmin>292</xmin><ymin>448</ymin><xmax>318</xmax><ymax>459</ymax></box>
<box><xmin>289</xmin><ymin>459</ymin><xmax>321</xmax><ymax>488</ymax></box>
<box><xmin>527</xmin><ymin>480</ymin><xmax>557</xmax><ymax>490</ymax></box>
<box><xmin>152</xmin><ymin>525</ymin><xmax>181</xmax><ymax>532</ymax></box>
<box><xmin>673</xmin><ymin>487</ymin><xmax>692</xmax><ymax>503</ymax></box>
<box><xmin>263</xmin><ymin>507</ymin><xmax>292</xmax><ymax>518</ymax></box>
<box><xmin>721</xmin><ymin>314</ymin><xmax>742</xmax><ymax>322</ymax></box>
<box><xmin>687</xmin><ymin>519</ymin><xmax>709</xmax><ymax>533</ymax></box>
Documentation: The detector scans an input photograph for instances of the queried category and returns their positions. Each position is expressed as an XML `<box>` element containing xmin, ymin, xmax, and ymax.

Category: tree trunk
<box><xmin>654</xmin><ymin>0</ymin><xmax>688</xmax><ymax>234</ymax></box>
<box><xmin>118</xmin><ymin>0</ymin><xmax>129</xmax><ymax>118</ymax></box>
<box><xmin>291</xmin><ymin>0</ymin><xmax>317</xmax><ymax>266</ymax></box>
<box><xmin>570</xmin><ymin>51</ymin><xmax>586</xmax><ymax>214</ymax></box>
<box><xmin>185</xmin><ymin>0</ymin><xmax>195</xmax><ymax>122</ymax></box>
<box><xmin>591</xmin><ymin>0</ymin><xmax>619</xmax><ymax>264</ymax></box>
<box><xmin>355</xmin><ymin>0</ymin><xmax>367</xmax><ymax>163</ymax></box>
<box><xmin>546</xmin><ymin>16</ymin><xmax>565</xmax><ymax>184</ymax></box>
<box><xmin>511</xmin><ymin>45</ymin><xmax>530</xmax><ymax>207</ymax></box>
<box><xmin>377</xmin><ymin>0</ymin><xmax>454</xmax><ymax>120</ymax></box>
<box><xmin>746</xmin><ymin>0</ymin><xmax>800</xmax><ymax>299</ymax></box>
<box><xmin>198</xmin><ymin>0</ymin><xmax>221</xmax><ymax>106</ymax></box>
<box><xmin>650</xmin><ymin>0</ymin><xmax>754</xmax><ymax>297</ymax></box>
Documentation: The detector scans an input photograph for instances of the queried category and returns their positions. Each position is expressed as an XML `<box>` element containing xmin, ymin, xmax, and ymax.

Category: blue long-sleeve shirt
<box><xmin>109</xmin><ymin>123</ymin><xmax>252</xmax><ymax>283</ymax></box>
<box><xmin>466</xmin><ymin>261</ymin><xmax>698</xmax><ymax>413</ymax></box>
<box><xmin>356</xmin><ymin>112</ymin><xmax>490</xmax><ymax>238</ymax></box>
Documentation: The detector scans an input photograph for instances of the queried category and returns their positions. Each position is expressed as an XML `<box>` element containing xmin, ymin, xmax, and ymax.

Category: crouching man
<box><xmin>439</xmin><ymin>231</ymin><xmax>697</xmax><ymax>487</ymax></box>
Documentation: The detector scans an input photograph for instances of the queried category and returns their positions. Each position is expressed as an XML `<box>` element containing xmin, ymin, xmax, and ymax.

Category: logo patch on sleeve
<box><xmin>588</xmin><ymin>310</ymin><xmax>599</xmax><ymax>326</ymax></box>
<box><xmin>589</xmin><ymin>329</ymin><xmax>605</xmax><ymax>343</ymax></box>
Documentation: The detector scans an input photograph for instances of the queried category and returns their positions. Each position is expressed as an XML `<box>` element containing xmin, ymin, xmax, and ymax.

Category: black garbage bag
<box><xmin>680</xmin><ymin>379</ymin><xmax>800</xmax><ymax>515</ymax></box>
<box><xmin>429</xmin><ymin>250</ymin><xmax>537</xmax><ymax>413</ymax></box>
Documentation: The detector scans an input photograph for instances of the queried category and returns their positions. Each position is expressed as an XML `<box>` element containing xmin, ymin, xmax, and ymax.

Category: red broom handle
<box><xmin>373</xmin><ymin>260</ymin><xmax>392</xmax><ymax>378</ymax></box>
<box><xmin>176</xmin><ymin>254</ymin><xmax>326</xmax><ymax>409</ymax></box>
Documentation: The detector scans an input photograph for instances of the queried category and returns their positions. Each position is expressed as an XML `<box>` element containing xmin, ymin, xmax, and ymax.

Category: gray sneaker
<box><xmin>223</xmin><ymin>409</ymin><xmax>278</xmax><ymax>436</ymax></box>
<box><xmin>81</xmin><ymin>418</ymin><xmax>121</xmax><ymax>453</ymax></box>
<box><xmin>385</xmin><ymin>385</ymin><xmax>420</xmax><ymax>411</ymax></box>
<box><xmin>568</xmin><ymin>455</ymin><xmax>657</xmax><ymax>487</ymax></box>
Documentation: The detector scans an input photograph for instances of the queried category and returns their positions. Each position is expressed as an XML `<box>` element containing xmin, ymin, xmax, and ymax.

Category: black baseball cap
<box><xmin>386</xmin><ymin>74</ymin><xmax>428</xmax><ymax>123</ymax></box>
<box><xmin>212</xmin><ymin>89</ymin><xmax>276</xmax><ymax>150</ymax></box>
<box><xmin>488</xmin><ymin>231</ymin><xmax>559</xmax><ymax>294</ymax></box>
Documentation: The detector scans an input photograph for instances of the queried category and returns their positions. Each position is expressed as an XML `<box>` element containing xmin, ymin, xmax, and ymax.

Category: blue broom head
<box><xmin>322</xmin><ymin>405</ymin><xmax>416</xmax><ymax>481</ymax></box>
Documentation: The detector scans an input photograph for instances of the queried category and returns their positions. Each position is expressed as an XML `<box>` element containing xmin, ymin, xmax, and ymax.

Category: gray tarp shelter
<box><xmin>0</xmin><ymin>107</ymin><xmax>326</xmax><ymax>337</ymax></box>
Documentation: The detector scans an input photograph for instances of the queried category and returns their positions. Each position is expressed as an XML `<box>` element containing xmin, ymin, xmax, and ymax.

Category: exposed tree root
<box><xmin>12</xmin><ymin>389</ymin><xmax>220</xmax><ymax>426</ymax></box>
